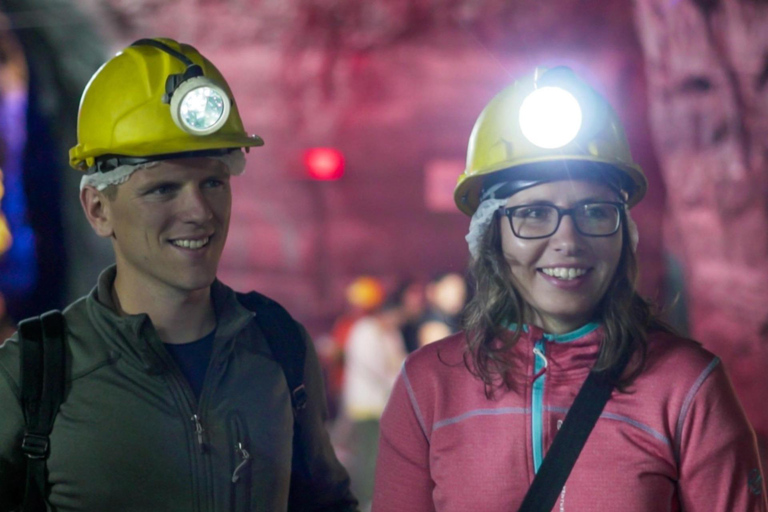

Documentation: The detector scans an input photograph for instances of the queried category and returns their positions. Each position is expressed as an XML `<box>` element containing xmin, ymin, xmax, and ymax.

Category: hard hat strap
<box><xmin>93</xmin><ymin>148</ymin><xmax>237</xmax><ymax>173</ymax></box>
<box><xmin>130</xmin><ymin>39</ymin><xmax>204</xmax><ymax>104</ymax></box>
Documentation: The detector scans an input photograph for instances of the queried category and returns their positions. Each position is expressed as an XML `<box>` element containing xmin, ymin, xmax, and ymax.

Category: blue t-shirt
<box><xmin>164</xmin><ymin>329</ymin><xmax>216</xmax><ymax>400</ymax></box>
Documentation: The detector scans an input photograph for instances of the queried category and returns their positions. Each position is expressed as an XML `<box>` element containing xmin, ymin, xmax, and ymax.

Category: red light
<box><xmin>304</xmin><ymin>148</ymin><xmax>344</xmax><ymax>180</ymax></box>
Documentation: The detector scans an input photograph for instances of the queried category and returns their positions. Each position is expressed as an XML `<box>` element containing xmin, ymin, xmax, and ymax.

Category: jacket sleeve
<box><xmin>288</xmin><ymin>324</ymin><xmax>359</xmax><ymax>512</ymax></box>
<box><xmin>371</xmin><ymin>365</ymin><xmax>436</xmax><ymax>512</ymax></box>
<box><xmin>676</xmin><ymin>360</ymin><xmax>768</xmax><ymax>511</ymax></box>
<box><xmin>0</xmin><ymin>336</ymin><xmax>26</xmax><ymax>511</ymax></box>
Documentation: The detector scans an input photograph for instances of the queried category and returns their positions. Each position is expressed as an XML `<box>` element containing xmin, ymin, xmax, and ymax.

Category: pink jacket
<box><xmin>372</xmin><ymin>323</ymin><xmax>767</xmax><ymax>511</ymax></box>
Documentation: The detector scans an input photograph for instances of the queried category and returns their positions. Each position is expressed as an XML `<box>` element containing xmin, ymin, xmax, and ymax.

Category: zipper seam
<box><xmin>532</xmin><ymin>339</ymin><xmax>546</xmax><ymax>474</ymax></box>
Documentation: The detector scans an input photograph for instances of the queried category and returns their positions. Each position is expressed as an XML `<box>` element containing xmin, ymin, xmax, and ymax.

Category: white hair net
<box><xmin>465</xmin><ymin>183</ymin><xmax>640</xmax><ymax>258</ymax></box>
<box><xmin>79</xmin><ymin>150</ymin><xmax>246</xmax><ymax>192</ymax></box>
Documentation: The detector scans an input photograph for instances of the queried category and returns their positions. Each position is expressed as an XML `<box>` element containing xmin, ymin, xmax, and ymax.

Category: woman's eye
<box><xmin>582</xmin><ymin>204</ymin><xmax>611</xmax><ymax>218</ymax></box>
<box><xmin>514</xmin><ymin>206</ymin><xmax>551</xmax><ymax>219</ymax></box>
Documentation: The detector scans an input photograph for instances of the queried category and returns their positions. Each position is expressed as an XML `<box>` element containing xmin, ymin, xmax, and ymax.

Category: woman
<box><xmin>372</xmin><ymin>67</ymin><xmax>767</xmax><ymax>511</ymax></box>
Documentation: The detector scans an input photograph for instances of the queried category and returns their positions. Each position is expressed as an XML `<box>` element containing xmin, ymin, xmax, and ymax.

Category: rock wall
<box><xmin>634</xmin><ymin>0</ymin><xmax>768</xmax><ymax>452</ymax></box>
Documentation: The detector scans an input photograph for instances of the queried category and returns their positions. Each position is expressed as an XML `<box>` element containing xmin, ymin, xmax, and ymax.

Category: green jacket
<box><xmin>0</xmin><ymin>267</ymin><xmax>357</xmax><ymax>511</ymax></box>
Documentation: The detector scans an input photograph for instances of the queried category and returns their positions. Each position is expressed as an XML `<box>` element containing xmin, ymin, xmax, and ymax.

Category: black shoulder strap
<box><xmin>237</xmin><ymin>292</ymin><xmax>307</xmax><ymax>414</ymax></box>
<box><xmin>517</xmin><ymin>352</ymin><xmax>631</xmax><ymax>512</ymax></box>
<box><xmin>237</xmin><ymin>291</ymin><xmax>314</xmax><ymax>501</ymax></box>
<box><xmin>19</xmin><ymin>310</ymin><xmax>66</xmax><ymax>512</ymax></box>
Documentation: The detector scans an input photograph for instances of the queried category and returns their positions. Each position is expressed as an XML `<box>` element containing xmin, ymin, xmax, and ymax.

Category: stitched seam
<box><xmin>674</xmin><ymin>357</ymin><xmax>720</xmax><ymax>460</ymax></box>
<box><xmin>402</xmin><ymin>364</ymin><xmax>429</xmax><ymax>441</ymax></box>
<box><xmin>599</xmin><ymin>412</ymin><xmax>670</xmax><ymax>445</ymax></box>
<box><xmin>433</xmin><ymin>407</ymin><xmax>530</xmax><ymax>432</ymax></box>
<box><xmin>544</xmin><ymin>405</ymin><xmax>669</xmax><ymax>444</ymax></box>
<box><xmin>71</xmin><ymin>353</ymin><xmax>121</xmax><ymax>382</ymax></box>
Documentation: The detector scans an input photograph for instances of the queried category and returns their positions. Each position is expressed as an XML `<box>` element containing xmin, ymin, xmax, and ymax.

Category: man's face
<box><xmin>102</xmin><ymin>157</ymin><xmax>232</xmax><ymax>296</ymax></box>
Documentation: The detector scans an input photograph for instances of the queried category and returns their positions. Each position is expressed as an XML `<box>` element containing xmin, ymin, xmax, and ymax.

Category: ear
<box><xmin>80</xmin><ymin>186</ymin><xmax>114</xmax><ymax>238</ymax></box>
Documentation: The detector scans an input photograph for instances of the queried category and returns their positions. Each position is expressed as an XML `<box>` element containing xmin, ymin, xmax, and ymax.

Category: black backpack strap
<box><xmin>19</xmin><ymin>310</ymin><xmax>66</xmax><ymax>512</ymax></box>
<box><xmin>237</xmin><ymin>292</ymin><xmax>307</xmax><ymax>414</ymax></box>
<box><xmin>517</xmin><ymin>351</ymin><xmax>631</xmax><ymax>512</ymax></box>
<box><xmin>237</xmin><ymin>290</ymin><xmax>314</xmax><ymax>504</ymax></box>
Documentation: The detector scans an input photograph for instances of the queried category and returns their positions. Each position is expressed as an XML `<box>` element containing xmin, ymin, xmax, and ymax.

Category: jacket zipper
<box><xmin>191</xmin><ymin>414</ymin><xmax>206</xmax><ymax>451</ymax></box>
<box><xmin>229</xmin><ymin>413</ymin><xmax>252</xmax><ymax>511</ymax></box>
<box><xmin>557</xmin><ymin>419</ymin><xmax>566</xmax><ymax>511</ymax></box>
<box><xmin>232</xmin><ymin>442</ymin><xmax>251</xmax><ymax>482</ymax></box>
<box><xmin>532</xmin><ymin>340</ymin><xmax>547</xmax><ymax>474</ymax></box>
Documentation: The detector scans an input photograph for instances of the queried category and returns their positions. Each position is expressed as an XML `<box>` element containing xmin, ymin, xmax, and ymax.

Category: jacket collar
<box><xmin>507</xmin><ymin>322</ymin><xmax>604</xmax><ymax>380</ymax></box>
<box><xmin>88</xmin><ymin>265</ymin><xmax>255</xmax><ymax>373</ymax></box>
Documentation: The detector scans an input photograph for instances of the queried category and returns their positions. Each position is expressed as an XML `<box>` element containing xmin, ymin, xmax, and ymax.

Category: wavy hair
<box><xmin>462</xmin><ymin>207</ymin><xmax>675</xmax><ymax>397</ymax></box>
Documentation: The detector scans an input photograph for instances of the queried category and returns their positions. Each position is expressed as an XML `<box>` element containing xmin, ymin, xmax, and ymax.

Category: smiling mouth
<box><xmin>540</xmin><ymin>267</ymin><xmax>589</xmax><ymax>280</ymax></box>
<box><xmin>170</xmin><ymin>237</ymin><xmax>210</xmax><ymax>250</ymax></box>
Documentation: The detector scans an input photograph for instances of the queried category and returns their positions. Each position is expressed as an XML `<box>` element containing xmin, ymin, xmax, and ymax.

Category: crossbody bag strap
<box><xmin>19</xmin><ymin>310</ymin><xmax>66</xmax><ymax>512</ymax></box>
<box><xmin>517</xmin><ymin>351</ymin><xmax>631</xmax><ymax>512</ymax></box>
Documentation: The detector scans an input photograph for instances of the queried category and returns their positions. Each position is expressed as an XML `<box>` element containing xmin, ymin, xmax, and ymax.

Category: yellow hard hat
<box><xmin>346</xmin><ymin>276</ymin><xmax>385</xmax><ymax>312</ymax></box>
<box><xmin>69</xmin><ymin>38</ymin><xmax>263</xmax><ymax>171</ymax></box>
<box><xmin>454</xmin><ymin>67</ymin><xmax>647</xmax><ymax>215</ymax></box>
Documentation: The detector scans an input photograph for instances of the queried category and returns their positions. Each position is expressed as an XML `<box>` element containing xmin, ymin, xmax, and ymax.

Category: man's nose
<box><xmin>179</xmin><ymin>186</ymin><xmax>213</xmax><ymax>222</ymax></box>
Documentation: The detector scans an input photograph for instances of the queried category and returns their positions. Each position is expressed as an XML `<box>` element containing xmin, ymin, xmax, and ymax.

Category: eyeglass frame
<box><xmin>498</xmin><ymin>201</ymin><xmax>626</xmax><ymax>240</ymax></box>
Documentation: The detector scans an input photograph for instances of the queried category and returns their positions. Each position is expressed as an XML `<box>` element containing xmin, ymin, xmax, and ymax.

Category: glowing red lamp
<box><xmin>304</xmin><ymin>147</ymin><xmax>344</xmax><ymax>180</ymax></box>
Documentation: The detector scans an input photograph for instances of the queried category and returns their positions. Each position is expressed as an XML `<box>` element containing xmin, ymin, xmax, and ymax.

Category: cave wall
<box><xmin>634</xmin><ymin>0</ymin><xmax>768</xmax><ymax>451</ymax></box>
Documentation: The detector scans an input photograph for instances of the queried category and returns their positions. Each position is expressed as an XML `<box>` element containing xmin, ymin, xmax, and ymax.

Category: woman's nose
<box><xmin>550</xmin><ymin>214</ymin><xmax>585</xmax><ymax>253</ymax></box>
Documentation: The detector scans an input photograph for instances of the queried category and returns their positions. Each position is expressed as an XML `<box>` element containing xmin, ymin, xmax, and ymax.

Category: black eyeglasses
<box><xmin>500</xmin><ymin>201</ymin><xmax>625</xmax><ymax>239</ymax></box>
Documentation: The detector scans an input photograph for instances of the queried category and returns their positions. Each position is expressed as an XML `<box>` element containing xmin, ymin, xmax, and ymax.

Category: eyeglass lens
<box><xmin>508</xmin><ymin>203</ymin><xmax>621</xmax><ymax>238</ymax></box>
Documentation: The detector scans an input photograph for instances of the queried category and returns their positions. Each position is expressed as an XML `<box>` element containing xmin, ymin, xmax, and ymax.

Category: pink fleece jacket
<box><xmin>372</xmin><ymin>324</ymin><xmax>767</xmax><ymax>511</ymax></box>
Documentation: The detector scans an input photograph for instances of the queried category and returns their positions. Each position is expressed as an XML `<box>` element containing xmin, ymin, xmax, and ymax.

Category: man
<box><xmin>0</xmin><ymin>38</ymin><xmax>358</xmax><ymax>511</ymax></box>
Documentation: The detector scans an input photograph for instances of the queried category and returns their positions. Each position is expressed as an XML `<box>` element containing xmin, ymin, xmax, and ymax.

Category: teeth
<box><xmin>542</xmin><ymin>267</ymin><xmax>588</xmax><ymax>280</ymax></box>
<box><xmin>171</xmin><ymin>237</ymin><xmax>209</xmax><ymax>249</ymax></box>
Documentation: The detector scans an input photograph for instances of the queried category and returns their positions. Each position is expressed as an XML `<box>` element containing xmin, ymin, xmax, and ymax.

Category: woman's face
<box><xmin>500</xmin><ymin>180</ymin><xmax>623</xmax><ymax>333</ymax></box>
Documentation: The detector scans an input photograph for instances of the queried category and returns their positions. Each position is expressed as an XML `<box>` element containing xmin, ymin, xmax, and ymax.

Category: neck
<box><xmin>112</xmin><ymin>273</ymin><xmax>216</xmax><ymax>345</ymax></box>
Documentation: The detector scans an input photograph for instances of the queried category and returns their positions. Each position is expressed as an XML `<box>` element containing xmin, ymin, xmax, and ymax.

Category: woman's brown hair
<box><xmin>462</xmin><ymin>203</ymin><xmax>675</xmax><ymax>397</ymax></box>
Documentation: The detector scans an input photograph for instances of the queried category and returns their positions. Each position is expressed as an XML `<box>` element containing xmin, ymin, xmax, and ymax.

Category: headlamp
<box><xmin>131</xmin><ymin>39</ymin><xmax>232</xmax><ymax>136</ymax></box>
<box><xmin>170</xmin><ymin>76</ymin><xmax>231</xmax><ymax>135</ymax></box>
<box><xmin>519</xmin><ymin>86</ymin><xmax>582</xmax><ymax>149</ymax></box>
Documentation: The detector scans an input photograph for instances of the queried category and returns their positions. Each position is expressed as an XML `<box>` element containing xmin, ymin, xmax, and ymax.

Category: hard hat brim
<box><xmin>70</xmin><ymin>133</ymin><xmax>264</xmax><ymax>171</ymax></box>
<box><xmin>454</xmin><ymin>157</ymin><xmax>647</xmax><ymax>216</ymax></box>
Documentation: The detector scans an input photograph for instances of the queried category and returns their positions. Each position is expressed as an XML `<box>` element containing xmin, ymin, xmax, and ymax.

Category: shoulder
<box><xmin>643</xmin><ymin>330</ymin><xmax>719</xmax><ymax>382</ymax></box>
<box><xmin>0</xmin><ymin>332</ymin><xmax>20</xmax><ymax>394</ymax></box>
<box><xmin>402</xmin><ymin>331</ymin><xmax>469</xmax><ymax>388</ymax></box>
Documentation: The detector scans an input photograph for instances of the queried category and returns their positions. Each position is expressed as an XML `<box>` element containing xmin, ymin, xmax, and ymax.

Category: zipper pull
<box><xmin>191</xmin><ymin>414</ymin><xmax>206</xmax><ymax>448</ymax></box>
<box><xmin>231</xmin><ymin>442</ymin><xmax>251</xmax><ymax>483</ymax></box>
<box><xmin>533</xmin><ymin>345</ymin><xmax>548</xmax><ymax>380</ymax></box>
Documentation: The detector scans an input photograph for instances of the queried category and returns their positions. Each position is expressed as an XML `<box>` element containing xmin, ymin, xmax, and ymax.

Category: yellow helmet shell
<box><xmin>69</xmin><ymin>38</ymin><xmax>263</xmax><ymax>171</ymax></box>
<box><xmin>454</xmin><ymin>67</ymin><xmax>647</xmax><ymax>215</ymax></box>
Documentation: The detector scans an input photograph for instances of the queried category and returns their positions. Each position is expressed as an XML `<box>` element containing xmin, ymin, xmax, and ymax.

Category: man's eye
<box><xmin>203</xmin><ymin>178</ymin><xmax>225</xmax><ymax>188</ymax></box>
<box><xmin>145</xmin><ymin>183</ymin><xmax>178</xmax><ymax>196</ymax></box>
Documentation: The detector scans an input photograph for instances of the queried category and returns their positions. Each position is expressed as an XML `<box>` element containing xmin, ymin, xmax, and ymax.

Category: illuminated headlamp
<box><xmin>519</xmin><ymin>86</ymin><xmax>583</xmax><ymax>149</ymax></box>
<box><xmin>131</xmin><ymin>39</ymin><xmax>231</xmax><ymax>136</ymax></box>
<box><xmin>170</xmin><ymin>76</ymin><xmax>231</xmax><ymax>135</ymax></box>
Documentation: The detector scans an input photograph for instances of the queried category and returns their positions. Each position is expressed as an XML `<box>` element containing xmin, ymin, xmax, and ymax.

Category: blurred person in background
<box><xmin>322</xmin><ymin>276</ymin><xmax>386</xmax><ymax>419</ymax></box>
<box><xmin>342</xmin><ymin>290</ymin><xmax>408</xmax><ymax>512</ymax></box>
<box><xmin>372</xmin><ymin>66</ymin><xmax>766</xmax><ymax>511</ymax></box>
<box><xmin>0</xmin><ymin>38</ymin><xmax>357</xmax><ymax>511</ymax></box>
<box><xmin>416</xmin><ymin>271</ymin><xmax>467</xmax><ymax>347</ymax></box>
<box><xmin>396</xmin><ymin>278</ymin><xmax>427</xmax><ymax>353</ymax></box>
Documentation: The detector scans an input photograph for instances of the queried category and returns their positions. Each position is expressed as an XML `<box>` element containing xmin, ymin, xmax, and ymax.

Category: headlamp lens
<box><xmin>519</xmin><ymin>87</ymin><xmax>582</xmax><ymax>149</ymax></box>
<box><xmin>180</xmin><ymin>86</ymin><xmax>225</xmax><ymax>131</ymax></box>
<box><xmin>170</xmin><ymin>76</ymin><xmax>232</xmax><ymax>136</ymax></box>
